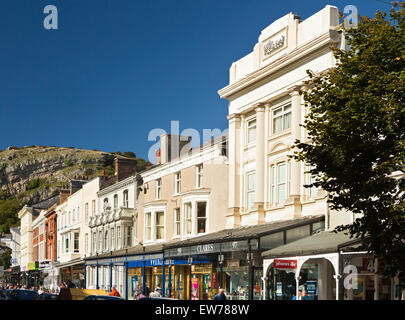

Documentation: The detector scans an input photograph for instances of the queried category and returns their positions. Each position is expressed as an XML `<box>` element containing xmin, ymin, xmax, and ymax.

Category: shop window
<box><xmin>197</xmin><ymin>202</ymin><xmax>207</xmax><ymax>234</ymax></box>
<box><xmin>246</xmin><ymin>172</ymin><xmax>255</xmax><ymax>211</ymax></box>
<box><xmin>196</xmin><ymin>165</ymin><xmax>203</xmax><ymax>188</ymax></box>
<box><xmin>272</xmin><ymin>104</ymin><xmax>291</xmax><ymax>134</ymax></box>
<box><xmin>145</xmin><ymin>213</ymin><xmax>152</xmax><ymax>241</ymax></box>
<box><xmin>156</xmin><ymin>179</ymin><xmax>162</xmax><ymax>200</ymax></box>
<box><xmin>286</xmin><ymin>225</ymin><xmax>311</xmax><ymax>244</ymax></box>
<box><xmin>74</xmin><ymin>232</ymin><xmax>79</xmax><ymax>253</ymax></box>
<box><xmin>247</xmin><ymin>118</ymin><xmax>256</xmax><ymax>144</ymax></box>
<box><xmin>174</xmin><ymin>208</ymin><xmax>180</xmax><ymax>237</ymax></box>
<box><xmin>184</xmin><ymin>203</ymin><xmax>192</xmax><ymax>235</ymax></box>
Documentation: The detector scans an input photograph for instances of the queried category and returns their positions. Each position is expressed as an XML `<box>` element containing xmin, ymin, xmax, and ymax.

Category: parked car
<box><xmin>83</xmin><ymin>295</ymin><xmax>125</xmax><ymax>301</ymax></box>
<box><xmin>0</xmin><ymin>289</ymin><xmax>39</xmax><ymax>300</ymax></box>
<box><xmin>37</xmin><ymin>292</ymin><xmax>59</xmax><ymax>300</ymax></box>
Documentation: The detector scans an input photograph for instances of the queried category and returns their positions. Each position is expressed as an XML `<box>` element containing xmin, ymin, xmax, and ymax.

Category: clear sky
<box><xmin>0</xmin><ymin>0</ymin><xmax>393</xmax><ymax>161</ymax></box>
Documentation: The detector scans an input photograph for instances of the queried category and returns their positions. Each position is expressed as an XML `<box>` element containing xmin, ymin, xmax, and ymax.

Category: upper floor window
<box><xmin>98</xmin><ymin>231</ymin><xmax>102</xmax><ymax>251</ymax></box>
<box><xmin>145</xmin><ymin>213</ymin><xmax>152</xmax><ymax>241</ymax></box>
<box><xmin>126</xmin><ymin>226</ymin><xmax>133</xmax><ymax>247</ymax></box>
<box><xmin>305</xmin><ymin>165</ymin><xmax>318</xmax><ymax>199</ymax></box>
<box><xmin>246</xmin><ymin>172</ymin><xmax>255</xmax><ymax>211</ymax></box>
<box><xmin>111</xmin><ymin>228</ymin><xmax>115</xmax><ymax>251</ymax></box>
<box><xmin>155</xmin><ymin>212</ymin><xmax>165</xmax><ymax>240</ymax></box>
<box><xmin>270</xmin><ymin>161</ymin><xmax>291</xmax><ymax>206</ymax></box>
<box><xmin>85</xmin><ymin>203</ymin><xmax>89</xmax><ymax>223</ymax></box>
<box><xmin>114</xmin><ymin>194</ymin><xmax>118</xmax><ymax>209</ymax></box>
<box><xmin>123</xmin><ymin>190</ymin><xmax>129</xmax><ymax>207</ymax></box>
<box><xmin>247</xmin><ymin>118</ymin><xmax>256</xmax><ymax>144</ymax></box>
<box><xmin>197</xmin><ymin>202</ymin><xmax>207</xmax><ymax>234</ymax></box>
<box><xmin>196</xmin><ymin>165</ymin><xmax>203</xmax><ymax>188</ymax></box>
<box><xmin>117</xmin><ymin>226</ymin><xmax>121</xmax><ymax>249</ymax></box>
<box><xmin>74</xmin><ymin>232</ymin><xmax>79</xmax><ymax>253</ymax></box>
<box><xmin>174</xmin><ymin>208</ymin><xmax>181</xmax><ymax>237</ymax></box>
<box><xmin>156</xmin><ymin>179</ymin><xmax>162</xmax><ymax>200</ymax></box>
<box><xmin>104</xmin><ymin>230</ymin><xmax>109</xmax><ymax>251</ymax></box>
<box><xmin>272</xmin><ymin>104</ymin><xmax>291</xmax><ymax>134</ymax></box>
<box><xmin>184</xmin><ymin>202</ymin><xmax>192</xmax><ymax>235</ymax></box>
<box><xmin>174</xmin><ymin>172</ymin><xmax>181</xmax><ymax>194</ymax></box>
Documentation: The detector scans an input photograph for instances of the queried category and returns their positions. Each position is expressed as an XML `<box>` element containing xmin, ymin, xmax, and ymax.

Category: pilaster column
<box><xmin>254</xmin><ymin>104</ymin><xmax>265</xmax><ymax>211</ymax></box>
<box><xmin>227</xmin><ymin>113</ymin><xmax>242</xmax><ymax>227</ymax></box>
<box><xmin>289</xmin><ymin>86</ymin><xmax>302</xmax><ymax>198</ymax></box>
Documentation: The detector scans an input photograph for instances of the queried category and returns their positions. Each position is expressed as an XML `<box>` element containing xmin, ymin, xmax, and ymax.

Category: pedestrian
<box><xmin>202</xmin><ymin>292</ymin><xmax>209</xmax><ymax>300</ymax></box>
<box><xmin>37</xmin><ymin>286</ymin><xmax>44</xmax><ymax>295</ymax></box>
<box><xmin>108</xmin><ymin>286</ymin><xmax>121</xmax><ymax>297</ymax></box>
<box><xmin>138</xmin><ymin>290</ymin><xmax>147</xmax><ymax>299</ymax></box>
<box><xmin>214</xmin><ymin>288</ymin><xmax>227</xmax><ymax>300</ymax></box>
<box><xmin>292</xmin><ymin>285</ymin><xmax>306</xmax><ymax>300</ymax></box>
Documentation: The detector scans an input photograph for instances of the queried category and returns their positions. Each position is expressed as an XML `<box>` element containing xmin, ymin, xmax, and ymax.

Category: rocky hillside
<box><xmin>0</xmin><ymin>146</ymin><xmax>149</xmax><ymax>205</ymax></box>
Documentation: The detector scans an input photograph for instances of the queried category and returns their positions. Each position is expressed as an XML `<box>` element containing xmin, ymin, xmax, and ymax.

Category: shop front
<box><xmin>164</xmin><ymin>215</ymin><xmax>324</xmax><ymax>300</ymax></box>
<box><xmin>262</xmin><ymin>230</ymin><xmax>386</xmax><ymax>300</ymax></box>
<box><xmin>58</xmin><ymin>259</ymin><xmax>85</xmax><ymax>288</ymax></box>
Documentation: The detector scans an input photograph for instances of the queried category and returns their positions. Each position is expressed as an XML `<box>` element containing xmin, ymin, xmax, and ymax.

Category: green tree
<box><xmin>0</xmin><ymin>249</ymin><xmax>11</xmax><ymax>269</ymax></box>
<box><xmin>0</xmin><ymin>198</ymin><xmax>23</xmax><ymax>233</ymax></box>
<box><xmin>293</xmin><ymin>3</ymin><xmax>405</xmax><ymax>284</ymax></box>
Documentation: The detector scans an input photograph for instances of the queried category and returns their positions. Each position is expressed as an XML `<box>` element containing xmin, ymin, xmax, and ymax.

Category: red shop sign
<box><xmin>274</xmin><ymin>259</ymin><xmax>297</xmax><ymax>269</ymax></box>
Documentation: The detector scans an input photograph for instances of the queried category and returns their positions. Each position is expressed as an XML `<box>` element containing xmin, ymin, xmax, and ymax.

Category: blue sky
<box><xmin>0</xmin><ymin>0</ymin><xmax>392</xmax><ymax>161</ymax></box>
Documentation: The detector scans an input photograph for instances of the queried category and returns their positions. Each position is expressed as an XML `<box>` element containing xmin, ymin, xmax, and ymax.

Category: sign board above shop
<box><xmin>165</xmin><ymin>239</ymin><xmax>259</xmax><ymax>258</ymax></box>
<box><xmin>274</xmin><ymin>259</ymin><xmax>297</xmax><ymax>269</ymax></box>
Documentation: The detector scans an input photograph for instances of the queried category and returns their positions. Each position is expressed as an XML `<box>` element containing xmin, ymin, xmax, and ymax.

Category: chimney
<box><xmin>115</xmin><ymin>157</ymin><xmax>138</xmax><ymax>182</ymax></box>
<box><xmin>70</xmin><ymin>178</ymin><xmax>88</xmax><ymax>195</ymax></box>
<box><xmin>60</xmin><ymin>185</ymin><xmax>70</xmax><ymax>204</ymax></box>
<box><xmin>160</xmin><ymin>134</ymin><xmax>191</xmax><ymax>164</ymax></box>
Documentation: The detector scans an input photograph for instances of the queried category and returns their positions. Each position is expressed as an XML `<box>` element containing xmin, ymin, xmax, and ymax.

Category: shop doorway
<box><xmin>266</xmin><ymin>264</ymin><xmax>296</xmax><ymax>300</ymax></box>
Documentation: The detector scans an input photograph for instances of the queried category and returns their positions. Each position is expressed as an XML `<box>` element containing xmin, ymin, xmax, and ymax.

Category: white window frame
<box><xmin>183</xmin><ymin>202</ymin><xmax>192</xmax><ymax>236</ymax></box>
<box><xmin>246</xmin><ymin>117</ymin><xmax>257</xmax><ymax>145</ymax></box>
<box><xmin>246</xmin><ymin>172</ymin><xmax>255</xmax><ymax>211</ymax></box>
<box><xmin>113</xmin><ymin>194</ymin><xmax>118</xmax><ymax>209</ymax></box>
<box><xmin>111</xmin><ymin>227</ymin><xmax>115</xmax><ymax>251</ymax></box>
<box><xmin>270</xmin><ymin>161</ymin><xmax>290</xmax><ymax>206</ymax></box>
<box><xmin>196</xmin><ymin>201</ymin><xmax>207</xmax><ymax>235</ymax></box>
<box><xmin>156</xmin><ymin>179</ymin><xmax>162</xmax><ymax>200</ymax></box>
<box><xmin>173</xmin><ymin>208</ymin><xmax>181</xmax><ymax>238</ymax></box>
<box><xmin>195</xmin><ymin>165</ymin><xmax>203</xmax><ymax>189</ymax></box>
<box><xmin>272</xmin><ymin>103</ymin><xmax>292</xmax><ymax>134</ymax></box>
<box><xmin>144</xmin><ymin>206</ymin><xmax>166</xmax><ymax>243</ymax></box>
<box><xmin>74</xmin><ymin>232</ymin><xmax>80</xmax><ymax>253</ymax></box>
<box><xmin>155</xmin><ymin>212</ymin><xmax>165</xmax><ymax>240</ymax></box>
<box><xmin>144</xmin><ymin>212</ymin><xmax>152</xmax><ymax>242</ymax></box>
<box><xmin>174</xmin><ymin>172</ymin><xmax>181</xmax><ymax>194</ymax></box>
<box><xmin>181</xmin><ymin>195</ymin><xmax>210</xmax><ymax>238</ymax></box>
<box><xmin>123</xmin><ymin>190</ymin><xmax>129</xmax><ymax>208</ymax></box>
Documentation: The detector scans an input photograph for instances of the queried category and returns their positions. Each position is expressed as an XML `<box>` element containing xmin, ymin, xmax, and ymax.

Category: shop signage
<box><xmin>27</xmin><ymin>262</ymin><xmax>39</xmax><ymax>271</ymax></box>
<box><xmin>306</xmin><ymin>281</ymin><xmax>317</xmax><ymax>295</ymax></box>
<box><xmin>274</xmin><ymin>259</ymin><xmax>297</xmax><ymax>269</ymax></box>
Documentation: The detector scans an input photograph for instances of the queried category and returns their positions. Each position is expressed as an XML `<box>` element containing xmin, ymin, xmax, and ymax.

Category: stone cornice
<box><xmin>218</xmin><ymin>29</ymin><xmax>341</xmax><ymax>100</ymax></box>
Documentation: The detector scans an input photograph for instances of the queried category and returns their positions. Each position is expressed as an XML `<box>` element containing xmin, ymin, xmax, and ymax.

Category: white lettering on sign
<box><xmin>197</xmin><ymin>244</ymin><xmax>214</xmax><ymax>253</ymax></box>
